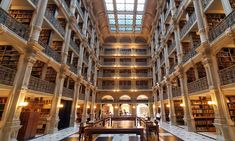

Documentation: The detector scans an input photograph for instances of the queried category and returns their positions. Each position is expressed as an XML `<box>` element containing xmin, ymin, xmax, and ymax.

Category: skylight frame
<box><xmin>104</xmin><ymin>0</ymin><xmax>147</xmax><ymax>33</ymax></box>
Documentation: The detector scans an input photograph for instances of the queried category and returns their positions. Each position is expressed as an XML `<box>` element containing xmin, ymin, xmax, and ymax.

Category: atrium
<box><xmin>0</xmin><ymin>0</ymin><xmax>235</xmax><ymax>141</ymax></box>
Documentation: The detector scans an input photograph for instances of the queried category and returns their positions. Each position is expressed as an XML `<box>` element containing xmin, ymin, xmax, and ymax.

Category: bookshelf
<box><xmin>216</xmin><ymin>48</ymin><xmax>235</xmax><ymax>70</ymax></box>
<box><xmin>191</xmin><ymin>96</ymin><xmax>216</xmax><ymax>132</ymax></box>
<box><xmin>23</xmin><ymin>97</ymin><xmax>52</xmax><ymax>134</ymax></box>
<box><xmin>31</xmin><ymin>61</ymin><xmax>44</xmax><ymax>78</ymax></box>
<box><xmin>174</xmin><ymin>100</ymin><xmax>184</xmax><ymax>125</ymax></box>
<box><xmin>51</xmin><ymin>41</ymin><xmax>63</xmax><ymax>54</ymax></box>
<box><xmin>230</xmin><ymin>0</ymin><xmax>235</xmax><ymax>9</ymax></box>
<box><xmin>0</xmin><ymin>97</ymin><xmax>7</xmax><ymax>120</ymax></box>
<box><xmin>206</xmin><ymin>14</ymin><xmax>225</xmax><ymax>30</ymax></box>
<box><xmin>39</xmin><ymin>29</ymin><xmax>52</xmax><ymax>45</ymax></box>
<box><xmin>9</xmin><ymin>10</ymin><xmax>33</xmax><ymax>25</ymax></box>
<box><xmin>0</xmin><ymin>45</ymin><xmax>20</xmax><ymax>69</ymax></box>
<box><xmin>45</xmin><ymin>67</ymin><xmax>57</xmax><ymax>83</ymax></box>
<box><xmin>226</xmin><ymin>96</ymin><xmax>235</xmax><ymax>122</ymax></box>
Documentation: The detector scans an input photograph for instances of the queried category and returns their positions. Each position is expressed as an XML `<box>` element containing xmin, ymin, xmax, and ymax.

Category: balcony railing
<box><xmin>103</xmin><ymin>62</ymin><xmax>115</xmax><ymax>65</ymax></box>
<box><xmin>0</xmin><ymin>65</ymin><xmax>16</xmax><ymax>86</ymax></box>
<box><xmin>28</xmin><ymin>76</ymin><xmax>55</xmax><ymax>94</ymax></box>
<box><xmin>67</xmin><ymin>63</ymin><xmax>77</xmax><ymax>74</ymax></box>
<box><xmin>0</xmin><ymin>8</ymin><xmax>29</xmax><ymax>40</ymax></box>
<box><xmin>136</xmin><ymin>73</ymin><xmax>150</xmax><ymax>77</ymax></box>
<box><xmin>70</xmin><ymin>40</ymin><xmax>80</xmax><ymax>54</ymax></box>
<box><xmin>83</xmin><ymin>57</ymin><xmax>89</xmax><ymax>64</ymax></box>
<box><xmin>182</xmin><ymin>48</ymin><xmax>197</xmax><ymax>63</ymax></box>
<box><xmin>135</xmin><ymin>50</ymin><xmax>147</xmax><ymax>55</ymax></box>
<box><xmin>119</xmin><ymin>85</ymin><xmax>131</xmax><ymax>89</ymax></box>
<box><xmin>136</xmin><ymin>85</ymin><xmax>149</xmax><ymax>89</ymax></box>
<box><xmin>120</xmin><ymin>51</ymin><xmax>131</xmax><ymax>54</ymax></box>
<box><xmin>79</xmin><ymin>93</ymin><xmax>85</xmax><ymax>100</ymax></box>
<box><xmin>101</xmin><ymin>73</ymin><xmax>115</xmax><ymax>77</ymax></box>
<box><xmin>209</xmin><ymin>10</ymin><xmax>235</xmax><ymax>42</ymax></box>
<box><xmin>39</xmin><ymin>40</ymin><xmax>61</xmax><ymax>62</ymax></box>
<box><xmin>187</xmin><ymin>77</ymin><xmax>209</xmax><ymax>94</ymax></box>
<box><xmin>102</xmin><ymin>85</ymin><xmax>114</xmax><ymax>89</ymax></box>
<box><xmin>219</xmin><ymin>65</ymin><xmax>235</xmax><ymax>85</ymax></box>
<box><xmin>62</xmin><ymin>87</ymin><xmax>74</xmax><ymax>98</ymax></box>
<box><xmin>104</xmin><ymin>50</ymin><xmax>116</xmax><ymax>54</ymax></box>
<box><xmin>169</xmin><ymin>63</ymin><xmax>177</xmax><ymax>74</ymax></box>
<box><xmin>120</xmin><ymin>62</ymin><xmax>131</xmax><ymax>66</ymax></box>
<box><xmin>119</xmin><ymin>73</ymin><xmax>131</xmax><ymax>77</ymax></box>
<box><xmin>45</xmin><ymin>9</ymin><xmax>65</xmax><ymax>36</ymax></box>
<box><xmin>180</xmin><ymin>12</ymin><xmax>197</xmax><ymax>38</ymax></box>
<box><xmin>202</xmin><ymin>0</ymin><xmax>212</xmax><ymax>9</ymax></box>
<box><xmin>30</xmin><ymin>0</ymin><xmax>39</xmax><ymax>5</ymax></box>
<box><xmin>136</xmin><ymin>62</ymin><xmax>148</xmax><ymax>66</ymax></box>
<box><xmin>163</xmin><ymin>93</ymin><xmax>168</xmax><ymax>100</ymax></box>
<box><xmin>172</xmin><ymin>86</ymin><xmax>181</xmax><ymax>98</ymax></box>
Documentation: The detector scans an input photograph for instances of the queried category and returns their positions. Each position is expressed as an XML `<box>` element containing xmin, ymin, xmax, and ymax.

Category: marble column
<box><xmin>159</xmin><ymin>87</ymin><xmax>166</xmax><ymax>122</ymax></box>
<box><xmin>82</xmin><ymin>87</ymin><xmax>90</xmax><ymax>123</ymax></box>
<box><xmin>78</xmin><ymin>43</ymin><xmax>85</xmax><ymax>75</ymax></box>
<box><xmin>90</xmin><ymin>89</ymin><xmax>96</xmax><ymax>121</ymax></box>
<box><xmin>174</xmin><ymin>25</ymin><xmax>183</xmax><ymax>64</ymax></box>
<box><xmin>45</xmin><ymin>71</ymin><xmax>66</xmax><ymax>134</ymax></box>
<box><xmin>220</xmin><ymin>0</ymin><xmax>233</xmax><ymax>15</ymax></box>
<box><xmin>0</xmin><ymin>0</ymin><xmax>13</xmax><ymax>10</ymax></box>
<box><xmin>0</xmin><ymin>53</ymin><xmax>36</xmax><ymax>141</ymax></box>
<box><xmin>167</xmin><ymin>83</ymin><xmax>177</xmax><ymax>125</ymax></box>
<box><xmin>70</xmin><ymin>81</ymin><xmax>81</xmax><ymax>126</ymax></box>
<box><xmin>178</xmin><ymin>73</ymin><xmax>196</xmax><ymax>132</ymax></box>
<box><xmin>82</xmin><ymin>11</ymin><xmax>88</xmax><ymax>35</ymax></box>
<box><xmin>61</xmin><ymin>24</ymin><xmax>72</xmax><ymax>64</ymax></box>
<box><xmin>87</xmin><ymin>56</ymin><xmax>92</xmax><ymax>81</ymax></box>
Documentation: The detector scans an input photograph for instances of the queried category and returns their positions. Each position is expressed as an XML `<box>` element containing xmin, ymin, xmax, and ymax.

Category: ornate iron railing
<box><xmin>136</xmin><ymin>62</ymin><xmax>148</xmax><ymax>66</ymax></box>
<box><xmin>174</xmin><ymin>0</ymin><xmax>184</xmax><ymax>18</ymax></box>
<box><xmin>136</xmin><ymin>85</ymin><xmax>149</xmax><ymax>89</ymax></box>
<box><xmin>180</xmin><ymin>12</ymin><xmax>197</xmax><ymax>38</ymax></box>
<box><xmin>219</xmin><ymin>65</ymin><xmax>235</xmax><ymax>85</ymax></box>
<box><xmin>39</xmin><ymin>40</ymin><xmax>61</xmax><ymax>62</ymax></box>
<box><xmin>209</xmin><ymin>10</ymin><xmax>235</xmax><ymax>42</ymax></box>
<box><xmin>70</xmin><ymin>40</ymin><xmax>80</xmax><ymax>54</ymax></box>
<box><xmin>182</xmin><ymin>47</ymin><xmax>197</xmax><ymax>63</ymax></box>
<box><xmin>119</xmin><ymin>73</ymin><xmax>131</xmax><ymax>77</ymax></box>
<box><xmin>102</xmin><ymin>85</ymin><xmax>115</xmax><ymax>89</ymax></box>
<box><xmin>45</xmin><ymin>9</ymin><xmax>65</xmax><ymax>36</ymax></box>
<box><xmin>67</xmin><ymin>63</ymin><xmax>77</xmax><ymax>74</ymax></box>
<box><xmin>120</xmin><ymin>62</ymin><xmax>131</xmax><ymax>66</ymax></box>
<box><xmin>102</xmin><ymin>73</ymin><xmax>115</xmax><ymax>77</ymax></box>
<box><xmin>79</xmin><ymin>93</ymin><xmax>85</xmax><ymax>100</ymax></box>
<box><xmin>172</xmin><ymin>86</ymin><xmax>181</xmax><ymax>98</ymax></box>
<box><xmin>61</xmin><ymin>0</ymin><xmax>72</xmax><ymax>16</ymax></box>
<box><xmin>187</xmin><ymin>77</ymin><xmax>209</xmax><ymax>94</ymax></box>
<box><xmin>28</xmin><ymin>76</ymin><xmax>55</xmax><ymax>94</ymax></box>
<box><xmin>30</xmin><ymin>0</ymin><xmax>39</xmax><ymax>5</ymax></box>
<box><xmin>62</xmin><ymin>87</ymin><xmax>74</xmax><ymax>98</ymax></box>
<box><xmin>0</xmin><ymin>8</ymin><xmax>29</xmax><ymax>40</ymax></box>
<box><xmin>0</xmin><ymin>65</ymin><xmax>16</xmax><ymax>86</ymax></box>
<box><xmin>202</xmin><ymin>0</ymin><xmax>212</xmax><ymax>9</ymax></box>
<box><xmin>136</xmin><ymin>73</ymin><xmax>150</xmax><ymax>77</ymax></box>
<box><xmin>168</xmin><ymin>42</ymin><xmax>176</xmax><ymax>54</ymax></box>
<box><xmin>135</xmin><ymin>50</ymin><xmax>147</xmax><ymax>55</ymax></box>
<box><xmin>119</xmin><ymin>85</ymin><xmax>131</xmax><ymax>89</ymax></box>
<box><xmin>169</xmin><ymin>63</ymin><xmax>177</xmax><ymax>74</ymax></box>
<box><xmin>103</xmin><ymin>62</ymin><xmax>115</xmax><ymax>65</ymax></box>
<box><xmin>163</xmin><ymin>93</ymin><xmax>168</xmax><ymax>100</ymax></box>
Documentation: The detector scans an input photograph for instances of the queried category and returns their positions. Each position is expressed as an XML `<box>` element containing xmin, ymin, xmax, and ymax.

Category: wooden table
<box><xmin>84</xmin><ymin>127</ymin><xmax>145</xmax><ymax>141</ymax></box>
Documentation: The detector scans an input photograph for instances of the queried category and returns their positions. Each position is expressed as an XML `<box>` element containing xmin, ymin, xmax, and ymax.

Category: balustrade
<box><xmin>0</xmin><ymin>8</ymin><xmax>29</xmax><ymax>40</ymax></box>
<box><xmin>182</xmin><ymin>48</ymin><xmax>197</xmax><ymax>63</ymax></box>
<box><xmin>28</xmin><ymin>76</ymin><xmax>55</xmax><ymax>94</ymax></box>
<box><xmin>219</xmin><ymin>65</ymin><xmax>235</xmax><ymax>85</ymax></box>
<box><xmin>202</xmin><ymin>0</ymin><xmax>213</xmax><ymax>9</ymax></box>
<box><xmin>209</xmin><ymin>10</ymin><xmax>235</xmax><ymax>42</ymax></box>
<box><xmin>62</xmin><ymin>87</ymin><xmax>74</xmax><ymax>98</ymax></box>
<box><xmin>39</xmin><ymin>40</ymin><xmax>61</xmax><ymax>62</ymax></box>
<box><xmin>70</xmin><ymin>40</ymin><xmax>80</xmax><ymax>54</ymax></box>
<box><xmin>61</xmin><ymin>0</ymin><xmax>72</xmax><ymax>16</ymax></box>
<box><xmin>180</xmin><ymin>12</ymin><xmax>197</xmax><ymax>38</ymax></box>
<box><xmin>172</xmin><ymin>86</ymin><xmax>181</xmax><ymax>97</ymax></box>
<box><xmin>0</xmin><ymin>65</ymin><xmax>16</xmax><ymax>86</ymax></box>
<box><xmin>168</xmin><ymin>42</ymin><xmax>176</xmax><ymax>54</ymax></box>
<box><xmin>187</xmin><ymin>77</ymin><xmax>209</xmax><ymax>94</ymax></box>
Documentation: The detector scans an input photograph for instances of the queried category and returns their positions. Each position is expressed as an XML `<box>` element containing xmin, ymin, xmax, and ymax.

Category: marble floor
<box><xmin>28</xmin><ymin>122</ymin><xmax>217</xmax><ymax>141</ymax></box>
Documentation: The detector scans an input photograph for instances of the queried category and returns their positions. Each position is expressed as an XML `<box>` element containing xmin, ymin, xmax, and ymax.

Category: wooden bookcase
<box><xmin>174</xmin><ymin>100</ymin><xmax>184</xmax><ymax>125</ymax></box>
<box><xmin>23</xmin><ymin>97</ymin><xmax>52</xmax><ymax>134</ymax></box>
<box><xmin>0</xmin><ymin>97</ymin><xmax>7</xmax><ymax>120</ymax></box>
<box><xmin>0</xmin><ymin>45</ymin><xmax>20</xmax><ymax>69</ymax></box>
<box><xmin>191</xmin><ymin>97</ymin><xmax>215</xmax><ymax>132</ymax></box>
<box><xmin>206</xmin><ymin>14</ymin><xmax>225</xmax><ymax>30</ymax></box>
<box><xmin>45</xmin><ymin>67</ymin><xmax>57</xmax><ymax>83</ymax></box>
<box><xmin>51</xmin><ymin>41</ymin><xmax>63</xmax><ymax>54</ymax></box>
<box><xmin>31</xmin><ymin>61</ymin><xmax>44</xmax><ymax>78</ymax></box>
<box><xmin>226</xmin><ymin>96</ymin><xmax>235</xmax><ymax>122</ymax></box>
<box><xmin>216</xmin><ymin>48</ymin><xmax>235</xmax><ymax>70</ymax></box>
<box><xmin>9</xmin><ymin>10</ymin><xmax>33</xmax><ymax>25</ymax></box>
<box><xmin>39</xmin><ymin>29</ymin><xmax>52</xmax><ymax>45</ymax></box>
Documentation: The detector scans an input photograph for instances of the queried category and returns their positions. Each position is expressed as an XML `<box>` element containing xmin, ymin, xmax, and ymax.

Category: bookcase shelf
<box><xmin>206</xmin><ymin>13</ymin><xmax>225</xmax><ymax>31</ymax></box>
<box><xmin>226</xmin><ymin>96</ymin><xmax>235</xmax><ymax>122</ymax></box>
<box><xmin>0</xmin><ymin>97</ymin><xmax>7</xmax><ymax>120</ymax></box>
<box><xmin>39</xmin><ymin>29</ymin><xmax>52</xmax><ymax>45</ymax></box>
<box><xmin>9</xmin><ymin>10</ymin><xmax>33</xmax><ymax>25</ymax></box>
<box><xmin>191</xmin><ymin>96</ymin><xmax>216</xmax><ymax>132</ymax></box>
<box><xmin>216</xmin><ymin>48</ymin><xmax>235</xmax><ymax>70</ymax></box>
<box><xmin>174</xmin><ymin>100</ymin><xmax>184</xmax><ymax>125</ymax></box>
<box><xmin>0</xmin><ymin>45</ymin><xmax>20</xmax><ymax>69</ymax></box>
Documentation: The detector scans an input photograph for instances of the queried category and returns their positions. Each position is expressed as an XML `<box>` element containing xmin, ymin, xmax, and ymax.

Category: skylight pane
<box><xmin>127</xmin><ymin>0</ymin><xmax>135</xmax><ymax>3</ymax></box>
<box><xmin>138</xmin><ymin>0</ymin><xmax>145</xmax><ymax>4</ymax></box>
<box><xmin>119</xmin><ymin>27</ymin><xmax>126</xmax><ymax>31</ymax></box>
<box><xmin>126</xmin><ymin>4</ymin><xmax>134</xmax><ymax>11</ymax></box>
<box><xmin>111</xmin><ymin>27</ymin><xmax>116</xmax><ymax>31</ymax></box>
<box><xmin>126</xmin><ymin>14</ymin><xmax>133</xmax><ymax>19</ymax></box>
<box><xmin>126</xmin><ymin>20</ymin><xmax>133</xmax><ymax>25</ymax></box>
<box><xmin>136</xmin><ymin>19</ymin><xmax>142</xmax><ymax>25</ymax></box>
<box><xmin>105</xmin><ymin>0</ymin><xmax>113</xmax><ymax>3</ymax></box>
<box><xmin>135</xmin><ymin>27</ymin><xmax>141</xmax><ymax>31</ymax></box>
<box><xmin>117</xmin><ymin>14</ymin><xmax>125</xmax><ymax>19</ymax></box>
<box><xmin>126</xmin><ymin>27</ymin><xmax>133</xmax><ymax>31</ymax></box>
<box><xmin>106</xmin><ymin>4</ymin><xmax>114</xmax><ymax>11</ymax></box>
<box><xmin>136</xmin><ymin>15</ymin><xmax>143</xmax><ymax>20</ymax></box>
<box><xmin>118</xmin><ymin>19</ymin><xmax>125</xmax><ymax>25</ymax></box>
<box><xmin>117</xmin><ymin>3</ymin><xmax>125</xmax><ymax>11</ymax></box>
<box><xmin>116</xmin><ymin>0</ymin><xmax>125</xmax><ymax>3</ymax></box>
<box><xmin>137</xmin><ymin>4</ymin><xmax>144</xmax><ymax>11</ymax></box>
<box><xmin>108</xmin><ymin>14</ymin><xmax>115</xmax><ymax>19</ymax></box>
<box><xmin>109</xmin><ymin>19</ymin><xmax>115</xmax><ymax>25</ymax></box>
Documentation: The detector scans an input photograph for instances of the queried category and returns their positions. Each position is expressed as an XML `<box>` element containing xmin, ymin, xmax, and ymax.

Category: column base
<box><xmin>214</xmin><ymin>118</ymin><xmax>235</xmax><ymax>141</ymax></box>
<box><xmin>183</xmin><ymin>117</ymin><xmax>196</xmax><ymax>132</ymax></box>
<box><xmin>45</xmin><ymin>117</ymin><xmax>59</xmax><ymax>134</ymax></box>
<box><xmin>161</xmin><ymin>114</ymin><xmax>167</xmax><ymax>123</ymax></box>
<box><xmin>0</xmin><ymin>120</ymin><xmax>21</xmax><ymax>141</ymax></box>
<box><xmin>169</xmin><ymin>115</ymin><xmax>177</xmax><ymax>125</ymax></box>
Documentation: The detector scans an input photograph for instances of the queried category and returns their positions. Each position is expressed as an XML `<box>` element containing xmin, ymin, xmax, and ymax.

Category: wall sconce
<box><xmin>76</xmin><ymin>105</ymin><xmax>81</xmax><ymax>108</ymax></box>
<box><xmin>94</xmin><ymin>106</ymin><xmax>97</xmax><ymax>109</ymax></box>
<box><xmin>87</xmin><ymin>105</ymin><xmax>90</xmax><ymax>108</ymax></box>
<box><xmin>115</xmin><ymin>106</ymin><xmax>118</xmax><ymax>109</ymax></box>
<box><xmin>59</xmin><ymin>104</ymin><xmax>64</xmax><ymax>108</ymax></box>
<box><xmin>166</xmin><ymin>104</ymin><xmax>170</xmax><ymax>107</ymax></box>
<box><xmin>208</xmin><ymin>101</ymin><xmax>216</xmax><ymax>105</ymax></box>
<box><xmin>18</xmin><ymin>102</ymin><xmax>29</xmax><ymax>107</ymax></box>
<box><xmin>158</xmin><ymin>105</ymin><xmax>161</xmax><ymax>108</ymax></box>
<box><xmin>132</xmin><ymin>106</ymin><xmax>136</xmax><ymax>109</ymax></box>
<box><xmin>180</xmin><ymin>103</ymin><xmax>185</xmax><ymax>107</ymax></box>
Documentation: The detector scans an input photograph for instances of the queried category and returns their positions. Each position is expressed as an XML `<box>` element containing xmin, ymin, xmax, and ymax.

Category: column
<box><xmin>178</xmin><ymin>73</ymin><xmax>196</xmax><ymax>132</ymax></box>
<box><xmin>152</xmin><ymin>61</ymin><xmax>156</xmax><ymax>84</ymax></box>
<box><xmin>159</xmin><ymin>87</ymin><xmax>166</xmax><ymax>122</ymax></box>
<box><xmin>45</xmin><ymin>71</ymin><xmax>65</xmax><ymax>134</ymax></box>
<box><xmin>90</xmin><ymin>89</ymin><xmax>96</xmax><ymax>121</ymax></box>
<box><xmin>81</xmin><ymin>86</ymin><xmax>90</xmax><ymax>123</ymax></box>
<box><xmin>82</xmin><ymin>11</ymin><xmax>88</xmax><ymax>35</ymax></box>
<box><xmin>0</xmin><ymin>0</ymin><xmax>13</xmax><ymax>10</ymax></box>
<box><xmin>70</xmin><ymin>81</ymin><xmax>81</xmax><ymax>126</ymax></box>
<box><xmin>113</xmin><ymin>104</ymin><xmax>119</xmax><ymax>117</ymax></box>
<box><xmin>87</xmin><ymin>56</ymin><xmax>92</xmax><ymax>81</ymax></box>
<box><xmin>30</xmin><ymin>0</ymin><xmax>49</xmax><ymax>42</ymax></box>
<box><xmin>78</xmin><ymin>43</ymin><xmax>85</xmax><ymax>75</ymax></box>
<box><xmin>0</xmin><ymin>53</ymin><xmax>36</xmax><ymax>141</ymax></box>
<box><xmin>220</xmin><ymin>0</ymin><xmax>233</xmax><ymax>15</ymax></box>
<box><xmin>148</xmin><ymin>102</ymin><xmax>154</xmax><ymax>119</ymax></box>
<box><xmin>202</xmin><ymin>56</ymin><xmax>235</xmax><ymax>141</ymax></box>
<box><xmin>167</xmin><ymin>83</ymin><xmax>177</xmax><ymax>125</ymax></box>
<box><xmin>174</xmin><ymin>25</ymin><xmax>183</xmax><ymax>63</ymax></box>
<box><xmin>61</xmin><ymin>24</ymin><xmax>72</xmax><ymax>64</ymax></box>
<box><xmin>132</xmin><ymin>103</ymin><xmax>137</xmax><ymax>116</ymax></box>
<box><xmin>153</xmin><ymin>89</ymin><xmax>158</xmax><ymax>117</ymax></box>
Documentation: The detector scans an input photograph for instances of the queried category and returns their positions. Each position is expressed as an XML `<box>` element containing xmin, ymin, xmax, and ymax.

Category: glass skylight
<box><xmin>104</xmin><ymin>0</ymin><xmax>146</xmax><ymax>33</ymax></box>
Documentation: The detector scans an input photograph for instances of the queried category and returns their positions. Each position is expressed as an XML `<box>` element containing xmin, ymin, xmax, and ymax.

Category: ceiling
<box><xmin>90</xmin><ymin>0</ymin><xmax>158</xmax><ymax>42</ymax></box>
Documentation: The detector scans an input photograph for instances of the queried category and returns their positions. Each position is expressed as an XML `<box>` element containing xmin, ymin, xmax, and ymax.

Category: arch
<box><xmin>137</xmin><ymin>95</ymin><xmax>149</xmax><ymax>100</ymax></box>
<box><xmin>101</xmin><ymin>95</ymin><xmax>114</xmax><ymax>101</ymax></box>
<box><xmin>119</xmin><ymin>95</ymin><xmax>131</xmax><ymax>100</ymax></box>
<box><xmin>120</xmin><ymin>36</ymin><xmax>131</xmax><ymax>43</ymax></box>
<box><xmin>137</xmin><ymin>104</ymin><xmax>149</xmax><ymax>117</ymax></box>
<box><xmin>104</xmin><ymin>36</ymin><xmax>117</xmax><ymax>43</ymax></box>
<box><xmin>120</xmin><ymin>104</ymin><xmax>131</xmax><ymax>115</ymax></box>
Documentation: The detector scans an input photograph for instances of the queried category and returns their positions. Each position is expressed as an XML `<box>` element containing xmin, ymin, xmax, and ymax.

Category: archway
<box><xmin>101</xmin><ymin>104</ymin><xmax>114</xmax><ymax>118</ymax></box>
<box><xmin>119</xmin><ymin>95</ymin><xmax>131</xmax><ymax>101</ymax></box>
<box><xmin>120</xmin><ymin>104</ymin><xmax>131</xmax><ymax>116</ymax></box>
<box><xmin>137</xmin><ymin>104</ymin><xmax>149</xmax><ymax>118</ymax></box>
<box><xmin>137</xmin><ymin>95</ymin><xmax>148</xmax><ymax>101</ymax></box>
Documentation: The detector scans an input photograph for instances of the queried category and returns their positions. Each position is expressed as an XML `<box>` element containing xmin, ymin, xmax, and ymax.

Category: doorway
<box><xmin>58</xmin><ymin>100</ymin><xmax>72</xmax><ymax>130</ymax></box>
<box><xmin>137</xmin><ymin>104</ymin><xmax>149</xmax><ymax>117</ymax></box>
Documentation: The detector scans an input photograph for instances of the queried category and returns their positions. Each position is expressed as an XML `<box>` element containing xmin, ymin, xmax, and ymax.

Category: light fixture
<box><xmin>18</xmin><ymin>102</ymin><xmax>29</xmax><ymax>107</ymax></box>
<box><xmin>76</xmin><ymin>105</ymin><xmax>81</xmax><ymax>108</ymax></box>
<box><xmin>166</xmin><ymin>104</ymin><xmax>170</xmax><ymax>107</ymax></box>
<box><xmin>158</xmin><ymin>105</ymin><xmax>161</xmax><ymax>108</ymax></box>
<box><xmin>59</xmin><ymin>104</ymin><xmax>64</xmax><ymax>108</ymax></box>
<box><xmin>94</xmin><ymin>106</ymin><xmax>97</xmax><ymax>109</ymax></box>
<box><xmin>208</xmin><ymin>101</ymin><xmax>216</xmax><ymax>105</ymax></box>
<box><xmin>87</xmin><ymin>105</ymin><xmax>90</xmax><ymax>108</ymax></box>
<box><xmin>115</xmin><ymin>106</ymin><xmax>118</xmax><ymax>109</ymax></box>
<box><xmin>180</xmin><ymin>103</ymin><xmax>184</xmax><ymax>107</ymax></box>
<box><xmin>132</xmin><ymin>106</ymin><xmax>136</xmax><ymax>109</ymax></box>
